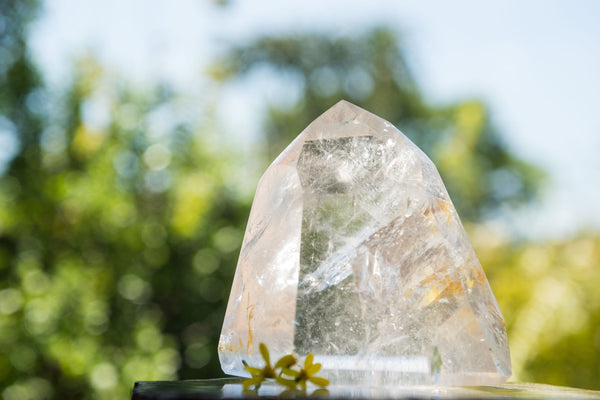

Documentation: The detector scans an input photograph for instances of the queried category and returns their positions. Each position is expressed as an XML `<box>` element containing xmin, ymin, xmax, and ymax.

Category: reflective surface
<box><xmin>133</xmin><ymin>379</ymin><xmax>600</xmax><ymax>399</ymax></box>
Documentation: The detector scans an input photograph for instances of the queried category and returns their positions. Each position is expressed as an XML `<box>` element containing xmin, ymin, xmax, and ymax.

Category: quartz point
<box><xmin>218</xmin><ymin>100</ymin><xmax>511</xmax><ymax>385</ymax></box>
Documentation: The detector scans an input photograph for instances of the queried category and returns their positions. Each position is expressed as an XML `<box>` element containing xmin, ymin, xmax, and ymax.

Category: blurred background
<box><xmin>1</xmin><ymin>0</ymin><xmax>599</xmax><ymax>398</ymax></box>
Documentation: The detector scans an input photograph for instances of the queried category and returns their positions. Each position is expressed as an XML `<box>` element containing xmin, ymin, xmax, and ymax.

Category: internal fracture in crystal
<box><xmin>218</xmin><ymin>100</ymin><xmax>511</xmax><ymax>385</ymax></box>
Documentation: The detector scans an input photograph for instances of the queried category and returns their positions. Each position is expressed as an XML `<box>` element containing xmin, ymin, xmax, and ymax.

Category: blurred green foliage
<box><xmin>1</xmin><ymin>2</ymin><xmax>247</xmax><ymax>398</ymax></box>
<box><xmin>0</xmin><ymin>2</ymin><xmax>599</xmax><ymax>399</ymax></box>
<box><xmin>471</xmin><ymin>228</ymin><xmax>600</xmax><ymax>389</ymax></box>
<box><xmin>1</xmin><ymin>55</ymin><xmax>249</xmax><ymax>398</ymax></box>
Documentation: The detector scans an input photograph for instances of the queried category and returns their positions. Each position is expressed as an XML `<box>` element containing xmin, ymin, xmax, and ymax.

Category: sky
<box><xmin>29</xmin><ymin>0</ymin><xmax>600</xmax><ymax>239</ymax></box>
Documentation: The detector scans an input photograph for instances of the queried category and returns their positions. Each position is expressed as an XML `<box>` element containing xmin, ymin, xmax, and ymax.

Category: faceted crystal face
<box><xmin>218</xmin><ymin>100</ymin><xmax>511</xmax><ymax>385</ymax></box>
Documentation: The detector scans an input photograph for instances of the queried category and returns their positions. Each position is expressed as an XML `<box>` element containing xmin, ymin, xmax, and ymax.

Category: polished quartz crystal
<box><xmin>218</xmin><ymin>100</ymin><xmax>511</xmax><ymax>385</ymax></box>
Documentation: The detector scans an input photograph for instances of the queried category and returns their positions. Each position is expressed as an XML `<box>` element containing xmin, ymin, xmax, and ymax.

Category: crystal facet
<box><xmin>218</xmin><ymin>100</ymin><xmax>511</xmax><ymax>385</ymax></box>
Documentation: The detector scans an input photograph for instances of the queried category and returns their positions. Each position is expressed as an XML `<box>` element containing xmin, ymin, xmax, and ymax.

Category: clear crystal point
<box><xmin>218</xmin><ymin>100</ymin><xmax>511</xmax><ymax>385</ymax></box>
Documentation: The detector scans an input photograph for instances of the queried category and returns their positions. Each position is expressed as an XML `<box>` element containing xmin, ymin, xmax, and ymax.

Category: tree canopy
<box><xmin>221</xmin><ymin>28</ymin><xmax>544</xmax><ymax>222</ymax></box>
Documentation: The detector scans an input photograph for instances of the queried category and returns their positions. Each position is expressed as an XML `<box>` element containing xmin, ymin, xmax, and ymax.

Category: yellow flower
<box><xmin>241</xmin><ymin>343</ymin><xmax>329</xmax><ymax>394</ymax></box>
<box><xmin>281</xmin><ymin>352</ymin><xmax>330</xmax><ymax>392</ymax></box>
<box><xmin>242</xmin><ymin>343</ymin><xmax>297</xmax><ymax>390</ymax></box>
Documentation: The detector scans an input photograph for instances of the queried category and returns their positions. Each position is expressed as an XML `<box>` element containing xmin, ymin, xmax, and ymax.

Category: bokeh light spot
<box><xmin>213</xmin><ymin>226</ymin><xmax>241</xmax><ymax>254</ymax></box>
<box><xmin>136</xmin><ymin>326</ymin><xmax>163</xmax><ymax>352</ymax></box>
<box><xmin>113</xmin><ymin>150</ymin><xmax>139</xmax><ymax>178</ymax></box>
<box><xmin>23</xmin><ymin>270</ymin><xmax>50</xmax><ymax>295</ymax></box>
<box><xmin>185</xmin><ymin>342</ymin><xmax>210</xmax><ymax>369</ymax></box>
<box><xmin>118</xmin><ymin>274</ymin><xmax>151</xmax><ymax>303</ymax></box>
<box><xmin>2</xmin><ymin>378</ymin><xmax>52</xmax><ymax>400</ymax></box>
<box><xmin>143</xmin><ymin>144</ymin><xmax>171</xmax><ymax>170</ymax></box>
<box><xmin>90</xmin><ymin>362</ymin><xmax>118</xmax><ymax>390</ymax></box>
<box><xmin>154</xmin><ymin>348</ymin><xmax>181</xmax><ymax>377</ymax></box>
<box><xmin>145</xmin><ymin>169</ymin><xmax>172</xmax><ymax>193</ymax></box>
<box><xmin>193</xmin><ymin>249</ymin><xmax>219</xmax><ymax>275</ymax></box>
<box><xmin>141</xmin><ymin>222</ymin><xmax>167</xmax><ymax>248</ymax></box>
<box><xmin>0</xmin><ymin>116</ymin><xmax>18</xmax><ymax>175</ymax></box>
<box><xmin>0</xmin><ymin>288</ymin><xmax>23</xmax><ymax>315</ymax></box>
<box><xmin>9</xmin><ymin>345</ymin><xmax>36</xmax><ymax>372</ymax></box>
<box><xmin>343</xmin><ymin>67</ymin><xmax>373</xmax><ymax>101</ymax></box>
<box><xmin>310</xmin><ymin>67</ymin><xmax>339</xmax><ymax>98</ymax></box>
